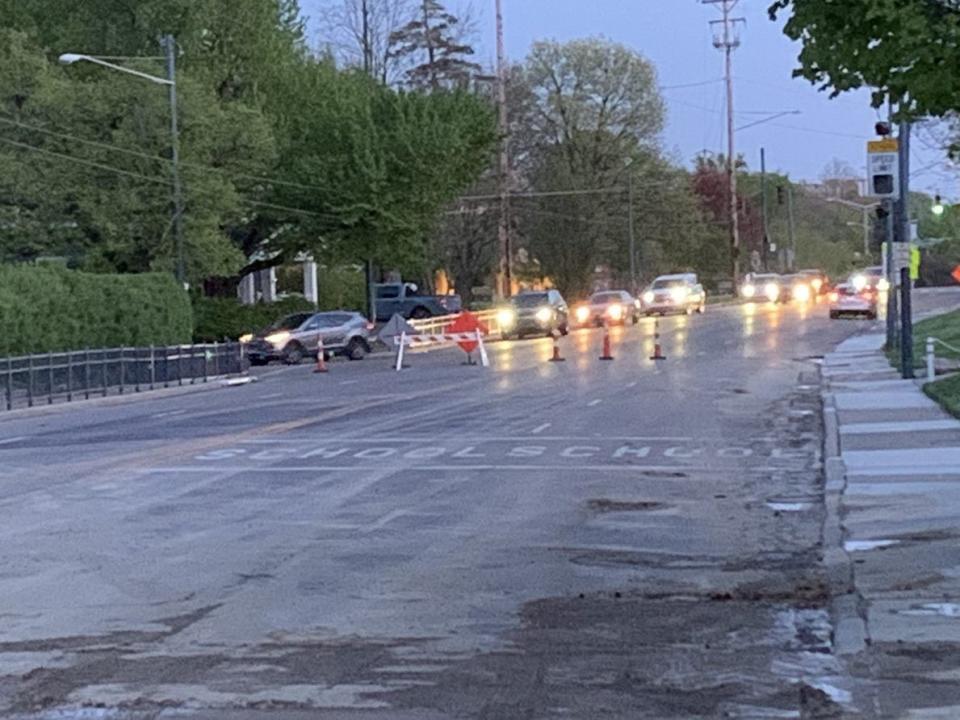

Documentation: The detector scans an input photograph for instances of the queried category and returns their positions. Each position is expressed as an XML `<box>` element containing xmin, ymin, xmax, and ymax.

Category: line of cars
<box><xmin>739</xmin><ymin>267</ymin><xmax>887</xmax><ymax>320</ymax></box>
<box><xmin>495</xmin><ymin>273</ymin><xmax>707</xmax><ymax>339</ymax></box>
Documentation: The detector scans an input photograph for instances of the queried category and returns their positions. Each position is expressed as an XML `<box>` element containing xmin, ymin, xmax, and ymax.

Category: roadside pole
<box><xmin>885</xmin><ymin>206</ymin><xmax>897</xmax><ymax>352</ymax></box>
<box><xmin>760</xmin><ymin>147</ymin><xmax>769</xmax><ymax>271</ymax></box>
<box><xmin>786</xmin><ymin>185</ymin><xmax>796</xmax><ymax>272</ymax></box>
<box><xmin>897</xmin><ymin>121</ymin><xmax>914</xmax><ymax>378</ymax></box>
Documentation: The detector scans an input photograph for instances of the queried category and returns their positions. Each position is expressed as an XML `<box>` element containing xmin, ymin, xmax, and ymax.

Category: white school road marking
<box><xmin>531</xmin><ymin>423</ymin><xmax>551</xmax><ymax>435</ymax></box>
<box><xmin>0</xmin><ymin>436</ymin><xmax>27</xmax><ymax>446</ymax></box>
<box><xmin>144</xmin><ymin>464</ymin><xmax>707</xmax><ymax>474</ymax></box>
<box><xmin>236</xmin><ymin>435</ymin><xmax>696</xmax><ymax>444</ymax></box>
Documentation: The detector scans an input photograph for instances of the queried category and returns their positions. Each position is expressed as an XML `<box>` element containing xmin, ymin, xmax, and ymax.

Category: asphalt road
<box><xmin>1</xmin><ymin>290</ymin><xmax>958</xmax><ymax>719</ymax></box>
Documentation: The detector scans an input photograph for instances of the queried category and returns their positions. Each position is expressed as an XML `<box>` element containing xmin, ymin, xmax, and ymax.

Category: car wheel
<box><xmin>282</xmin><ymin>343</ymin><xmax>305</xmax><ymax>365</ymax></box>
<box><xmin>631</xmin><ymin>313</ymin><xmax>640</xmax><ymax>325</ymax></box>
<box><xmin>867</xmin><ymin>311</ymin><xmax>878</xmax><ymax>320</ymax></box>
<box><xmin>559</xmin><ymin>323</ymin><xmax>569</xmax><ymax>336</ymax></box>
<box><xmin>829</xmin><ymin>311</ymin><xmax>838</xmax><ymax>319</ymax></box>
<box><xmin>697</xmin><ymin>303</ymin><xmax>705</xmax><ymax>314</ymax></box>
<box><xmin>346</xmin><ymin>337</ymin><xmax>367</xmax><ymax>361</ymax></box>
<box><xmin>410</xmin><ymin>307</ymin><xmax>431</xmax><ymax>320</ymax></box>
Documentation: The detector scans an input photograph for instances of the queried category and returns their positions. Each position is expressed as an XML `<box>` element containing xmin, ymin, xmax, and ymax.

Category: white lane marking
<box><xmin>0</xmin><ymin>436</ymin><xmax>27</xmax><ymax>446</ymax></box>
<box><xmin>258</xmin><ymin>393</ymin><xmax>283</xmax><ymax>400</ymax></box>
<box><xmin>144</xmin><ymin>465</ymin><xmax>706</xmax><ymax>474</ymax></box>
<box><xmin>626</xmin><ymin>382</ymin><xmax>638</xmax><ymax>388</ymax></box>
<box><xmin>340</xmin><ymin>380</ymin><xmax>360</xmax><ymax>386</ymax></box>
<box><xmin>236</xmin><ymin>435</ymin><xmax>695</xmax><ymax>443</ymax></box>
<box><xmin>531</xmin><ymin>423</ymin><xmax>551</xmax><ymax>435</ymax></box>
<box><xmin>151</xmin><ymin>410</ymin><xmax>186</xmax><ymax>419</ymax></box>
<box><xmin>588</xmin><ymin>399</ymin><xmax>602</xmax><ymax>407</ymax></box>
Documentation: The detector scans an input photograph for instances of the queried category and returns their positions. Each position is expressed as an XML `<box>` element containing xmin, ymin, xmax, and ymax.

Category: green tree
<box><xmin>769</xmin><ymin>0</ymin><xmax>960</xmax><ymax>118</ymax></box>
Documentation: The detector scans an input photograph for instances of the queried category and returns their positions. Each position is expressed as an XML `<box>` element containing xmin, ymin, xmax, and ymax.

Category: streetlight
<box><xmin>59</xmin><ymin>36</ymin><xmax>186</xmax><ymax>286</ymax></box>
<box><xmin>826</xmin><ymin>197</ymin><xmax>880</xmax><ymax>259</ymax></box>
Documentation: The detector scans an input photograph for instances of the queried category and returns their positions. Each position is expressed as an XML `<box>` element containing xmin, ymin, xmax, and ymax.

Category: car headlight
<box><xmin>239</xmin><ymin>333</ymin><xmax>253</xmax><ymax>344</ymax></box>
<box><xmin>741</xmin><ymin>284</ymin><xmax>756</xmax><ymax>298</ymax></box>
<box><xmin>877</xmin><ymin>277</ymin><xmax>890</xmax><ymax>292</ymax></box>
<box><xmin>535</xmin><ymin>307</ymin><xmax>554</xmax><ymax>323</ymax></box>
<box><xmin>642</xmin><ymin>291</ymin><xmax>654</xmax><ymax>304</ymax></box>
<box><xmin>265</xmin><ymin>331</ymin><xmax>291</xmax><ymax>348</ymax></box>
<box><xmin>811</xmin><ymin>278</ymin><xmax>823</xmax><ymax>292</ymax></box>
<box><xmin>496</xmin><ymin>307</ymin><xmax>517</xmax><ymax>329</ymax></box>
<box><xmin>851</xmin><ymin>274</ymin><xmax>867</xmax><ymax>292</ymax></box>
<box><xmin>764</xmin><ymin>283</ymin><xmax>780</xmax><ymax>301</ymax></box>
<box><xmin>792</xmin><ymin>283</ymin><xmax>811</xmax><ymax>302</ymax></box>
<box><xmin>575</xmin><ymin>306</ymin><xmax>590</xmax><ymax>323</ymax></box>
<box><xmin>607</xmin><ymin>304</ymin><xmax>624</xmax><ymax>320</ymax></box>
<box><xmin>669</xmin><ymin>286</ymin><xmax>689</xmax><ymax>303</ymax></box>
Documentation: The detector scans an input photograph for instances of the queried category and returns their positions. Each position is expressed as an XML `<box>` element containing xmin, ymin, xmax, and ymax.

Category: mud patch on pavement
<box><xmin>586</xmin><ymin>499</ymin><xmax>667</xmax><ymax>513</ymax></box>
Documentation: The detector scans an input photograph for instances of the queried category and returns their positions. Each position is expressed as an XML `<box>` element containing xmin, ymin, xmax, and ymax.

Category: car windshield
<box><xmin>513</xmin><ymin>293</ymin><xmax>549</xmax><ymax>308</ymax></box>
<box><xmin>590</xmin><ymin>292</ymin><xmax>622</xmax><ymax>304</ymax></box>
<box><xmin>267</xmin><ymin>313</ymin><xmax>313</xmax><ymax>331</ymax></box>
<box><xmin>652</xmin><ymin>279</ymin><xmax>687</xmax><ymax>290</ymax></box>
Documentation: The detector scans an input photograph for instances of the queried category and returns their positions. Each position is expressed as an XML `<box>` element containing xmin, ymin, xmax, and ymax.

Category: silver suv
<box><xmin>247</xmin><ymin>311</ymin><xmax>374</xmax><ymax>365</ymax></box>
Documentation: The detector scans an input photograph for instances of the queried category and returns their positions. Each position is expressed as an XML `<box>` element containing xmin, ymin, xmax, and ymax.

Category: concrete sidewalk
<box><xmin>823</xmin><ymin>332</ymin><xmax>960</xmax><ymax>718</ymax></box>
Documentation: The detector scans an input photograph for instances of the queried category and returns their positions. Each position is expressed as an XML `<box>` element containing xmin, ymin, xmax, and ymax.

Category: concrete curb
<box><xmin>821</xmin><ymin>373</ymin><xmax>869</xmax><ymax>657</ymax></box>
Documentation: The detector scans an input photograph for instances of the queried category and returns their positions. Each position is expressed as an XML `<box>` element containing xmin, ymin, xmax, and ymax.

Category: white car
<box><xmin>641</xmin><ymin>273</ymin><xmax>706</xmax><ymax>316</ymax></box>
<box><xmin>828</xmin><ymin>283</ymin><xmax>878</xmax><ymax>320</ymax></box>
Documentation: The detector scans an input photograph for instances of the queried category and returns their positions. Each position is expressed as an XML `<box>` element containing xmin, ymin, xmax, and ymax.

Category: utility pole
<box><xmin>495</xmin><ymin>0</ymin><xmax>512</xmax><ymax>298</ymax></box>
<box><xmin>786</xmin><ymin>185</ymin><xmax>796</xmax><ymax>272</ymax></box>
<box><xmin>704</xmin><ymin>0</ymin><xmax>745</xmax><ymax>292</ymax></box>
<box><xmin>760</xmin><ymin>147</ymin><xmax>768</xmax><ymax>271</ymax></box>
<box><xmin>628</xmin><ymin>170</ymin><xmax>637</xmax><ymax>293</ymax></box>
<box><xmin>162</xmin><ymin>35</ymin><xmax>185</xmax><ymax>287</ymax></box>
<box><xmin>361</xmin><ymin>0</ymin><xmax>372</xmax><ymax>75</ymax></box>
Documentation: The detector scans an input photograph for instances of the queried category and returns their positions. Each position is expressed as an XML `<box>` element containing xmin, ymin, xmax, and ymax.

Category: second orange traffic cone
<box><xmin>314</xmin><ymin>335</ymin><xmax>329</xmax><ymax>373</ymax></box>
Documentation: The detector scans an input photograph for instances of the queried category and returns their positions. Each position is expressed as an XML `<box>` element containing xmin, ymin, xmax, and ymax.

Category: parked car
<box><xmin>498</xmin><ymin>290</ymin><xmax>570</xmax><ymax>339</ymax></box>
<box><xmin>373</xmin><ymin>282</ymin><xmax>461</xmax><ymax>322</ymax></box>
<box><xmin>573</xmin><ymin>290</ymin><xmax>641</xmax><ymax>327</ymax></box>
<box><xmin>246</xmin><ymin>311</ymin><xmax>374</xmax><ymax>365</ymax></box>
<box><xmin>740</xmin><ymin>273</ymin><xmax>781</xmax><ymax>302</ymax></box>
<box><xmin>829</xmin><ymin>283</ymin><xmax>878</xmax><ymax>320</ymax></box>
<box><xmin>640</xmin><ymin>273</ymin><xmax>706</xmax><ymax>315</ymax></box>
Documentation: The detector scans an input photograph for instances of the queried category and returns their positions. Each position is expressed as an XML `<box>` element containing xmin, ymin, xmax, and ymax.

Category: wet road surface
<box><xmin>0</xmin><ymin>292</ymin><xmax>958</xmax><ymax>719</ymax></box>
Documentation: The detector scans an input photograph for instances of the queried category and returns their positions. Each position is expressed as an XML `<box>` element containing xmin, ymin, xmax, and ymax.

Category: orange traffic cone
<box><xmin>549</xmin><ymin>331</ymin><xmax>566</xmax><ymax>362</ymax></box>
<box><xmin>650</xmin><ymin>319</ymin><xmax>666</xmax><ymax>361</ymax></box>
<box><xmin>599</xmin><ymin>324</ymin><xmax>614</xmax><ymax>361</ymax></box>
<box><xmin>314</xmin><ymin>335</ymin><xmax>329</xmax><ymax>373</ymax></box>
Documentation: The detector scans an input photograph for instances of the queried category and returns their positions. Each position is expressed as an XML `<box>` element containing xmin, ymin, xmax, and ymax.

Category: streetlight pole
<box><xmin>495</xmin><ymin>0</ymin><xmax>511</xmax><ymax>299</ymax></box>
<box><xmin>162</xmin><ymin>35</ymin><xmax>185</xmax><ymax>287</ymax></box>
<box><xmin>60</xmin><ymin>40</ymin><xmax>185</xmax><ymax>287</ymax></box>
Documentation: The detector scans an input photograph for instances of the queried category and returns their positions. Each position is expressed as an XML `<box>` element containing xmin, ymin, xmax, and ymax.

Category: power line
<box><xmin>0</xmin><ymin>113</ymin><xmax>334</xmax><ymax>194</ymax></box>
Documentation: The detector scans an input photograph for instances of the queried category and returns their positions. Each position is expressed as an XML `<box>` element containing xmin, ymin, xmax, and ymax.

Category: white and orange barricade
<box><xmin>394</xmin><ymin>329</ymin><xmax>489</xmax><ymax>371</ymax></box>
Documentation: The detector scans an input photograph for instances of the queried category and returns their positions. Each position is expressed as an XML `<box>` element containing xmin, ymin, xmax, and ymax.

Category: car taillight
<box><xmin>828</xmin><ymin>292</ymin><xmax>839</xmax><ymax>303</ymax></box>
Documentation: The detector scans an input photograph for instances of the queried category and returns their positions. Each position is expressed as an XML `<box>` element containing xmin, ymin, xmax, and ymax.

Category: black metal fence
<box><xmin>1</xmin><ymin>343</ymin><xmax>248</xmax><ymax>411</ymax></box>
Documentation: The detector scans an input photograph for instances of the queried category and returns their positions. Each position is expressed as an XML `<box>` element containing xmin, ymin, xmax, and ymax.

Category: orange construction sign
<box><xmin>445</xmin><ymin>310</ymin><xmax>487</xmax><ymax>355</ymax></box>
<box><xmin>952</xmin><ymin>266</ymin><xmax>960</xmax><ymax>285</ymax></box>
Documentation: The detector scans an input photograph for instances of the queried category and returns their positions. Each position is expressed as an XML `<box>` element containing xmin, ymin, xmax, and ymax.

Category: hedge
<box><xmin>192</xmin><ymin>295</ymin><xmax>316</xmax><ymax>343</ymax></box>
<box><xmin>0</xmin><ymin>265</ymin><xmax>193</xmax><ymax>356</ymax></box>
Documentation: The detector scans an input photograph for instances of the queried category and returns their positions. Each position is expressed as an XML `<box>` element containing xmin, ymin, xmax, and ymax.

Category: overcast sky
<box><xmin>299</xmin><ymin>0</ymin><xmax>955</xmax><ymax>199</ymax></box>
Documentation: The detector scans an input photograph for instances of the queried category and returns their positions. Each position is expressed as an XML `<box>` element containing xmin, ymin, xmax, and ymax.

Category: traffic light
<box><xmin>933</xmin><ymin>194</ymin><xmax>945</xmax><ymax>216</ymax></box>
<box><xmin>776</xmin><ymin>186</ymin><xmax>785</xmax><ymax>205</ymax></box>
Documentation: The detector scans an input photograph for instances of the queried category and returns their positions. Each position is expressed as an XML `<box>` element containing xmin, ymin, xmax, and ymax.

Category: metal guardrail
<box><xmin>1</xmin><ymin>343</ymin><xmax>247</xmax><ymax>411</ymax></box>
<box><xmin>926</xmin><ymin>336</ymin><xmax>960</xmax><ymax>382</ymax></box>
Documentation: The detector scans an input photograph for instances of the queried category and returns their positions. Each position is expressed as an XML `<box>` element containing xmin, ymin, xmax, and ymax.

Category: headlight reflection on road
<box><xmin>742</xmin><ymin>302</ymin><xmax>756</xmax><ymax>338</ymax></box>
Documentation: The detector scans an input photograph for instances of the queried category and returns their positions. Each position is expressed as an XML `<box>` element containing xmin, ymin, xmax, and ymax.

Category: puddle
<box><xmin>844</xmin><ymin>539</ymin><xmax>899</xmax><ymax>552</ymax></box>
<box><xmin>898</xmin><ymin>603</ymin><xmax>960</xmax><ymax>618</ymax></box>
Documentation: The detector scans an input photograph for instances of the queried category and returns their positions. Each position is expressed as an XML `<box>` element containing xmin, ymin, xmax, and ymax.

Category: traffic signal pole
<box><xmin>897</xmin><ymin>121</ymin><xmax>914</xmax><ymax>378</ymax></box>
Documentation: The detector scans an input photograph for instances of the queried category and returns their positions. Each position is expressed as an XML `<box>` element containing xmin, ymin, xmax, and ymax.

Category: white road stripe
<box><xmin>0</xmin><ymin>436</ymin><xmax>27</xmax><ymax>446</ymax></box>
<box><xmin>257</xmin><ymin>393</ymin><xmax>283</xmax><ymax>400</ymax></box>
<box><xmin>143</xmin><ymin>465</ymin><xmax>704</xmax><ymax>474</ymax></box>
<box><xmin>531</xmin><ymin>423</ymin><xmax>551</xmax><ymax>435</ymax></box>
<box><xmin>340</xmin><ymin>380</ymin><xmax>360</xmax><ymax>386</ymax></box>
<box><xmin>236</xmin><ymin>435</ymin><xmax>695</xmax><ymax>444</ymax></box>
<box><xmin>626</xmin><ymin>382</ymin><xmax>638</xmax><ymax>388</ymax></box>
<box><xmin>152</xmin><ymin>410</ymin><xmax>186</xmax><ymax>419</ymax></box>
<box><xmin>588</xmin><ymin>399</ymin><xmax>602</xmax><ymax>407</ymax></box>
